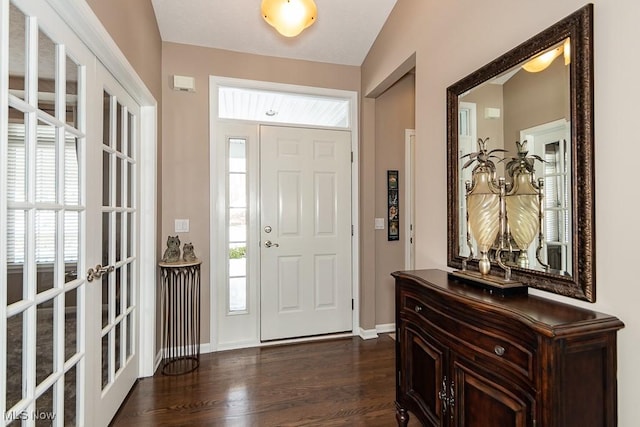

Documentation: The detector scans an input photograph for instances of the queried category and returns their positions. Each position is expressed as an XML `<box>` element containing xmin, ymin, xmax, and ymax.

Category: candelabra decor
<box><xmin>451</xmin><ymin>138</ymin><xmax>547</xmax><ymax>295</ymax></box>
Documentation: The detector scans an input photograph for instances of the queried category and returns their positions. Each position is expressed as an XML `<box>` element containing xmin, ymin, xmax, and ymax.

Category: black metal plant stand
<box><xmin>158</xmin><ymin>260</ymin><xmax>202</xmax><ymax>375</ymax></box>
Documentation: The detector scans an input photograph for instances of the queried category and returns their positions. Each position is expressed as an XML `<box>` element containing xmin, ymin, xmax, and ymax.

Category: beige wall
<box><xmin>504</xmin><ymin>58</ymin><xmax>569</xmax><ymax>144</ymax></box>
<box><xmin>86</xmin><ymin>0</ymin><xmax>162</xmax><ymax>103</ymax></box>
<box><xmin>362</xmin><ymin>0</ymin><xmax>640</xmax><ymax>425</ymax></box>
<box><xmin>161</xmin><ymin>42</ymin><xmax>360</xmax><ymax>342</ymax></box>
<box><xmin>459</xmin><ymin>58</ymin><xmax>567</xmax><ymax>164</ymax></box>
<box><xmin>462</xmin><ymin>84</ymin><xmax>505</xmax><ymax>150</ymax></box>
<box><xmin>374</xmin><ymin>73</ymin><xmax>415</xmax><ymax>326</ymax></box>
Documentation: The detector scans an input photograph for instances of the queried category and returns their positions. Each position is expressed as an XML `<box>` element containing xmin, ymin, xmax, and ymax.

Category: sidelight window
<box><xmin>228</xmin><ymin>138</ymin><xmax>248</xmax><ymax>312</ymax></box>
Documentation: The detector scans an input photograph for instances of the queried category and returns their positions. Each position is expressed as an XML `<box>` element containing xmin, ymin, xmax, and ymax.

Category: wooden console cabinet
<box><xmin>393</xmin><ymin>270</ymin><xmax>624</xmax><ymax>427</ymax></box>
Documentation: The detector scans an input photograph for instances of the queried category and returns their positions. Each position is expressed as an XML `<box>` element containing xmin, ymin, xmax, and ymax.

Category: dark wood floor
<box><xmin>111</xmin><ymin>335</ymin><xmax>421</xmax><ymax>426</ymax></box>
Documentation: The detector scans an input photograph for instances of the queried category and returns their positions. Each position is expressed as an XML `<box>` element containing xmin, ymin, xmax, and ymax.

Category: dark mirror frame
<box><xmin>446</xmin><ymin>4</ymin><xmax>595</xmax><ymax>301</ymax></box>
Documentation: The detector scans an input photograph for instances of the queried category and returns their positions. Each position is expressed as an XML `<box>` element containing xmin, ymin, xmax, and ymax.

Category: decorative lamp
<box><xmin>461</xmin><ymin>138</ymin><xmax>505</xmax><ymax>275</ymax></box>
<box><xmin>452</xmin><ymin>138</ymin><xmax>536</xmax><ymax>295</ymax></box>
<box><xmin>504</xmin><ymin>141</ymin><xmax>546</xmax><ymax>268</ymax></box>
<box><xmin>261</xmin><ymin>0</ymin><xmax>317</xmax><ymax>37</ymax></box>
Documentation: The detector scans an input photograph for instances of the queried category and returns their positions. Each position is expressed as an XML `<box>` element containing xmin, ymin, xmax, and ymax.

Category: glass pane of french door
<box><xmin>3</xmin><ymin>1</ymin><xmax>85</xmax><ymax>425</ymax></box>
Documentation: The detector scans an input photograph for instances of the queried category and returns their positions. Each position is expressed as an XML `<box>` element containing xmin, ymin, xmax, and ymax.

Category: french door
<box><xmin>1</xmin><ymin>1</ymin><xmax>140</xmax><ymax>425</ymax></box>
<box><xmin>2</xmin><ymin>1</ymin><xmax>92</xmax><ymax>425</ymax></box>
<box><xmin>85</xmin><ymin>64</ymin><xmax>140</xmax><ymax>425</ymax></box>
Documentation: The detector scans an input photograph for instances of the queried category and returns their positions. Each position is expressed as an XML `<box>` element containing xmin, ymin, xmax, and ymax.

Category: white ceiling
<box><xmin>150</xmin><ymin>0</ymin><xmax>398</xmax><ymax>66</ymax></box>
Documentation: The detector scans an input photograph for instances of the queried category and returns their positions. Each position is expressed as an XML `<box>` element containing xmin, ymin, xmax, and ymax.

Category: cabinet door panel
<box><xmin>453</xmin><ymin>358</ymin><xmax>535</xmax><ymax>427</ymax></box>
<box><xmin>401</xmin><ymin>324</ymin><xmax>447</xmax><ymax>426</ymax></box>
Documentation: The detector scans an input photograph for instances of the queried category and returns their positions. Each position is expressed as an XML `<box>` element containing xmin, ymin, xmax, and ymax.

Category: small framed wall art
<box><xmin>387</xmin><ymin>170</ymin><xmax>399</xmax><ymax>241</ymax></box>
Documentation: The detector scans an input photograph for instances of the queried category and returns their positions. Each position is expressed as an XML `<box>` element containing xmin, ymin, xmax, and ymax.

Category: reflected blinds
<box><xmin>7</xmin><ymin>124</ymin><xmax>79</xmax><ymax>263</ymax></box>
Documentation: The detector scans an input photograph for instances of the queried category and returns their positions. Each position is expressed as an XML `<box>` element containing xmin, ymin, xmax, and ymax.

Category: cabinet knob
<box><xmin>494</xmin><ymin>345</ymin><xmax>505</xmax><ymax>356</ymax></box>
<box><xmin>414</xmin><ymin>305</ymin><xmax>422</xmax><ymax>313</ymax></box>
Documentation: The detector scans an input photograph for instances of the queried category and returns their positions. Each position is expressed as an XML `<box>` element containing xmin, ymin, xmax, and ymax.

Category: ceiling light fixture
<box><xmin>522</xmin><ymin>39</ymin><xmax>571</xmax><ymax>73</ymax></box>
<box><xmin>261</xmin><ymin>0</ymin><xmax>317</xmax><ymax>38</ymax></box>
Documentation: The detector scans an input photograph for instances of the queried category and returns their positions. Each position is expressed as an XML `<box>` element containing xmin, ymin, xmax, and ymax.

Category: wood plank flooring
<box><xmin>111</xmin><ymin>335</ymin><xmax>421</xmax><ymax>426</ymax></box>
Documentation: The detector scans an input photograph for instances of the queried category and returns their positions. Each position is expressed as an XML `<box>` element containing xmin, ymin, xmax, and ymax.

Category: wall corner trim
<box><xmin>359</xmin><ymin>328</ymin><xmax>379</xmax><ymax>340</ymax></box>
<box><xmin>365</xmin><ymin>52</ymin><xmax>416</xmax><ymax>98</ymax></box>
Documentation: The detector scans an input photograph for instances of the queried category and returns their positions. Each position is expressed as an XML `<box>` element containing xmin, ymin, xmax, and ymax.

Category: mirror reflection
<box><xmin>447</xmin><ymin>4</ymin><xmax>595</xmax><ymax>302</ymax></box>
<box><xmin>457</xmin><ymin>38</ymin><xmax>572</xmax><ymax>276</ymax></box>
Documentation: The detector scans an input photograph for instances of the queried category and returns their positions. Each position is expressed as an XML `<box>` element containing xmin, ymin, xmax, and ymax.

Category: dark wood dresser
<box><xmin>392</xmin><ymin>269</ymin><xmax>624</xmax><ymax>427</ymax></box>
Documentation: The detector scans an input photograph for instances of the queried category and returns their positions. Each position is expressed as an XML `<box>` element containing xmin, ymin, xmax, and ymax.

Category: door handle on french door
<box><xmin>264</xmin><ymin>240</ymin><xmax>279</xmax><ymax>248</ymax></box>
<box><xmin>87</xmin><ymin>264</ymin><xmax>115</xmax><ymax>282</ymax></box>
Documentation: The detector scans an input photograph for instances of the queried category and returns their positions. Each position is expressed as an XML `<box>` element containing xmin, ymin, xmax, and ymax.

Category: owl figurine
<box><xmin>161</xmin><ymin>235</ymin><xmax>181</xmax><ymax>263</ymax></box>
<box><xmin>182</xmin><ymin>242</ymin><xmax>198</xmax><ymax>262</ymax></box>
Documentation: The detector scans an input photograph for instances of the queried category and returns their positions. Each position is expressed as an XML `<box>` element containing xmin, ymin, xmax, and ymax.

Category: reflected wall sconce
<box><xmin>261</xmin><ymin>0</ymin><xmax>317</xmax><ymax>37</ymax></box>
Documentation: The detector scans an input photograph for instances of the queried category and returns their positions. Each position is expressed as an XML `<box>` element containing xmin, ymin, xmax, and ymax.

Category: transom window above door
<box><xmin>218</xmin><ymin>86</ymin><xmax>350</xmax><ymax>128</ymax></box>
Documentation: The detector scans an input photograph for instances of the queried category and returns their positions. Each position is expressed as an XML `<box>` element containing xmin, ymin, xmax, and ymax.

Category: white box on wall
<box><xmin>173</xmin><ymin>75</ymin><xmax>195</xmax><ymax>92</ymax></box>
<box><xmin>484</xmin><ymin>107</ymin><xmax>501</xmax><ymax>119</ymax></box>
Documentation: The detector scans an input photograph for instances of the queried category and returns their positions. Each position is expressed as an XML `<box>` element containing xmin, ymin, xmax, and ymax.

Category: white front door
<box><xmin>259</xmin><ymin>125</ymin><xmax>352</xmax><ymax>341</ymax></box>
<box><xmin>84</xmin><ymin>64</ymin><xmax>140</xmax><ymax>425</ymax></box>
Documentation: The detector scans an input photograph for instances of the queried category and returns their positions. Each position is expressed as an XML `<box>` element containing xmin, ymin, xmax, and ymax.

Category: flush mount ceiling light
<box><xmin>261</xmin><ymin>0</ymin><xmax>317</xmax><ymax>37</ymax></box>
<box><xmin>522</xmin><ymin>38</ymin><xmax>571</xmax><ymax>73</ymax></box>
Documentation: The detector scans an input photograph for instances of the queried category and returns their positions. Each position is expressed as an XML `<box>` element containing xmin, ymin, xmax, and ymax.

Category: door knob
<box><xmin>87</xmin><ymin>264</ymin><xmax>114</xmax><ymax>282</ymax></box>
<box><xmin>264</xmin><ymin>240</ymin><xmax>279</xmax><ymax>248</ymax></box>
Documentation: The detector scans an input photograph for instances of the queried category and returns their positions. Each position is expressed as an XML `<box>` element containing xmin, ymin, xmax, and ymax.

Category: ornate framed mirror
<box><xmin>446</xmin><ymin>4</ymin><xmax>595</xmax><ymax>301</ymax></box>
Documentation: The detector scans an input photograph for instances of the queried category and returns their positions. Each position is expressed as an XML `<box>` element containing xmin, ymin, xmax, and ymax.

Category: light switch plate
<box><xmin>374</xmin><ymin>218</ymin><xmax>385</xmax><ymax>230</ymax></box>
<box><xmin>175</xmin><ymin>219</ymin><xmax>190</xmax><ymax>233</ymax></box>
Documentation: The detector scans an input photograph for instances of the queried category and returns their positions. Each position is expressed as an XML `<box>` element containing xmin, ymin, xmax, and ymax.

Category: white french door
<box><xmin>1</xmin><ymin>1</ymin><xmax>92</xmax><ymax>425</ymax></box>
<box><xmin>520</xmin><ymin>119</ymin><xmax>571</xmax><ymax>272</ymax></box>
<box><xmin>2</xmin><ymin>1</ymin><xmax>142</xmax><ymax>425</ymax></box>
<box><xmin>84</xmin><ymin>63</ymin><xmax>139</xmax><ymax>425</ymax></box>
<box><xmin>259</xmin><ymin>125</ymin><xmax>352</xmax><ymax>341</ymax></box>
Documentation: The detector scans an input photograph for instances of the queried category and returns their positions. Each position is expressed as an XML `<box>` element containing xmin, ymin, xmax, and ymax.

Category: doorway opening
<box><xmin>209</xmin><ymin>77</ymin><xmax>359</xmax><ymax>351</ymax></box>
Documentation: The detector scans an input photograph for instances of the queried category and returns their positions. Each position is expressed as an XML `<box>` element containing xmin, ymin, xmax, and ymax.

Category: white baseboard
<box><xmin>181</xmin><ymin>333</ymin><xmax>354</xmax><ymax>355</ymax></box>
<box><xmin>359</xmin><ymin>327</ymin><xmax>378</xmax><ymax>340</ymax></box>
<box><xmin>359</xmin><ymin>323</ymin><xmax>396</xmax><ymax>340</ymax></box>
<box><xmin>200</xmin><ymin>343</ymin><xmax>215</xmax><ymax>354</ymax></box>
<box><xmin>176</xmin><ymin>326</ymin><xmax>395</xmax><ymax>356</ymax></box>
<box><xmin>153</xmin><ymin>350</ymin><xmax>162</xmax><ymax>373</ymax></box>
<box><xmin>376</xmin><ymin>323</ymin><xmax>396</xmax><ymax>334</ymax></box>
